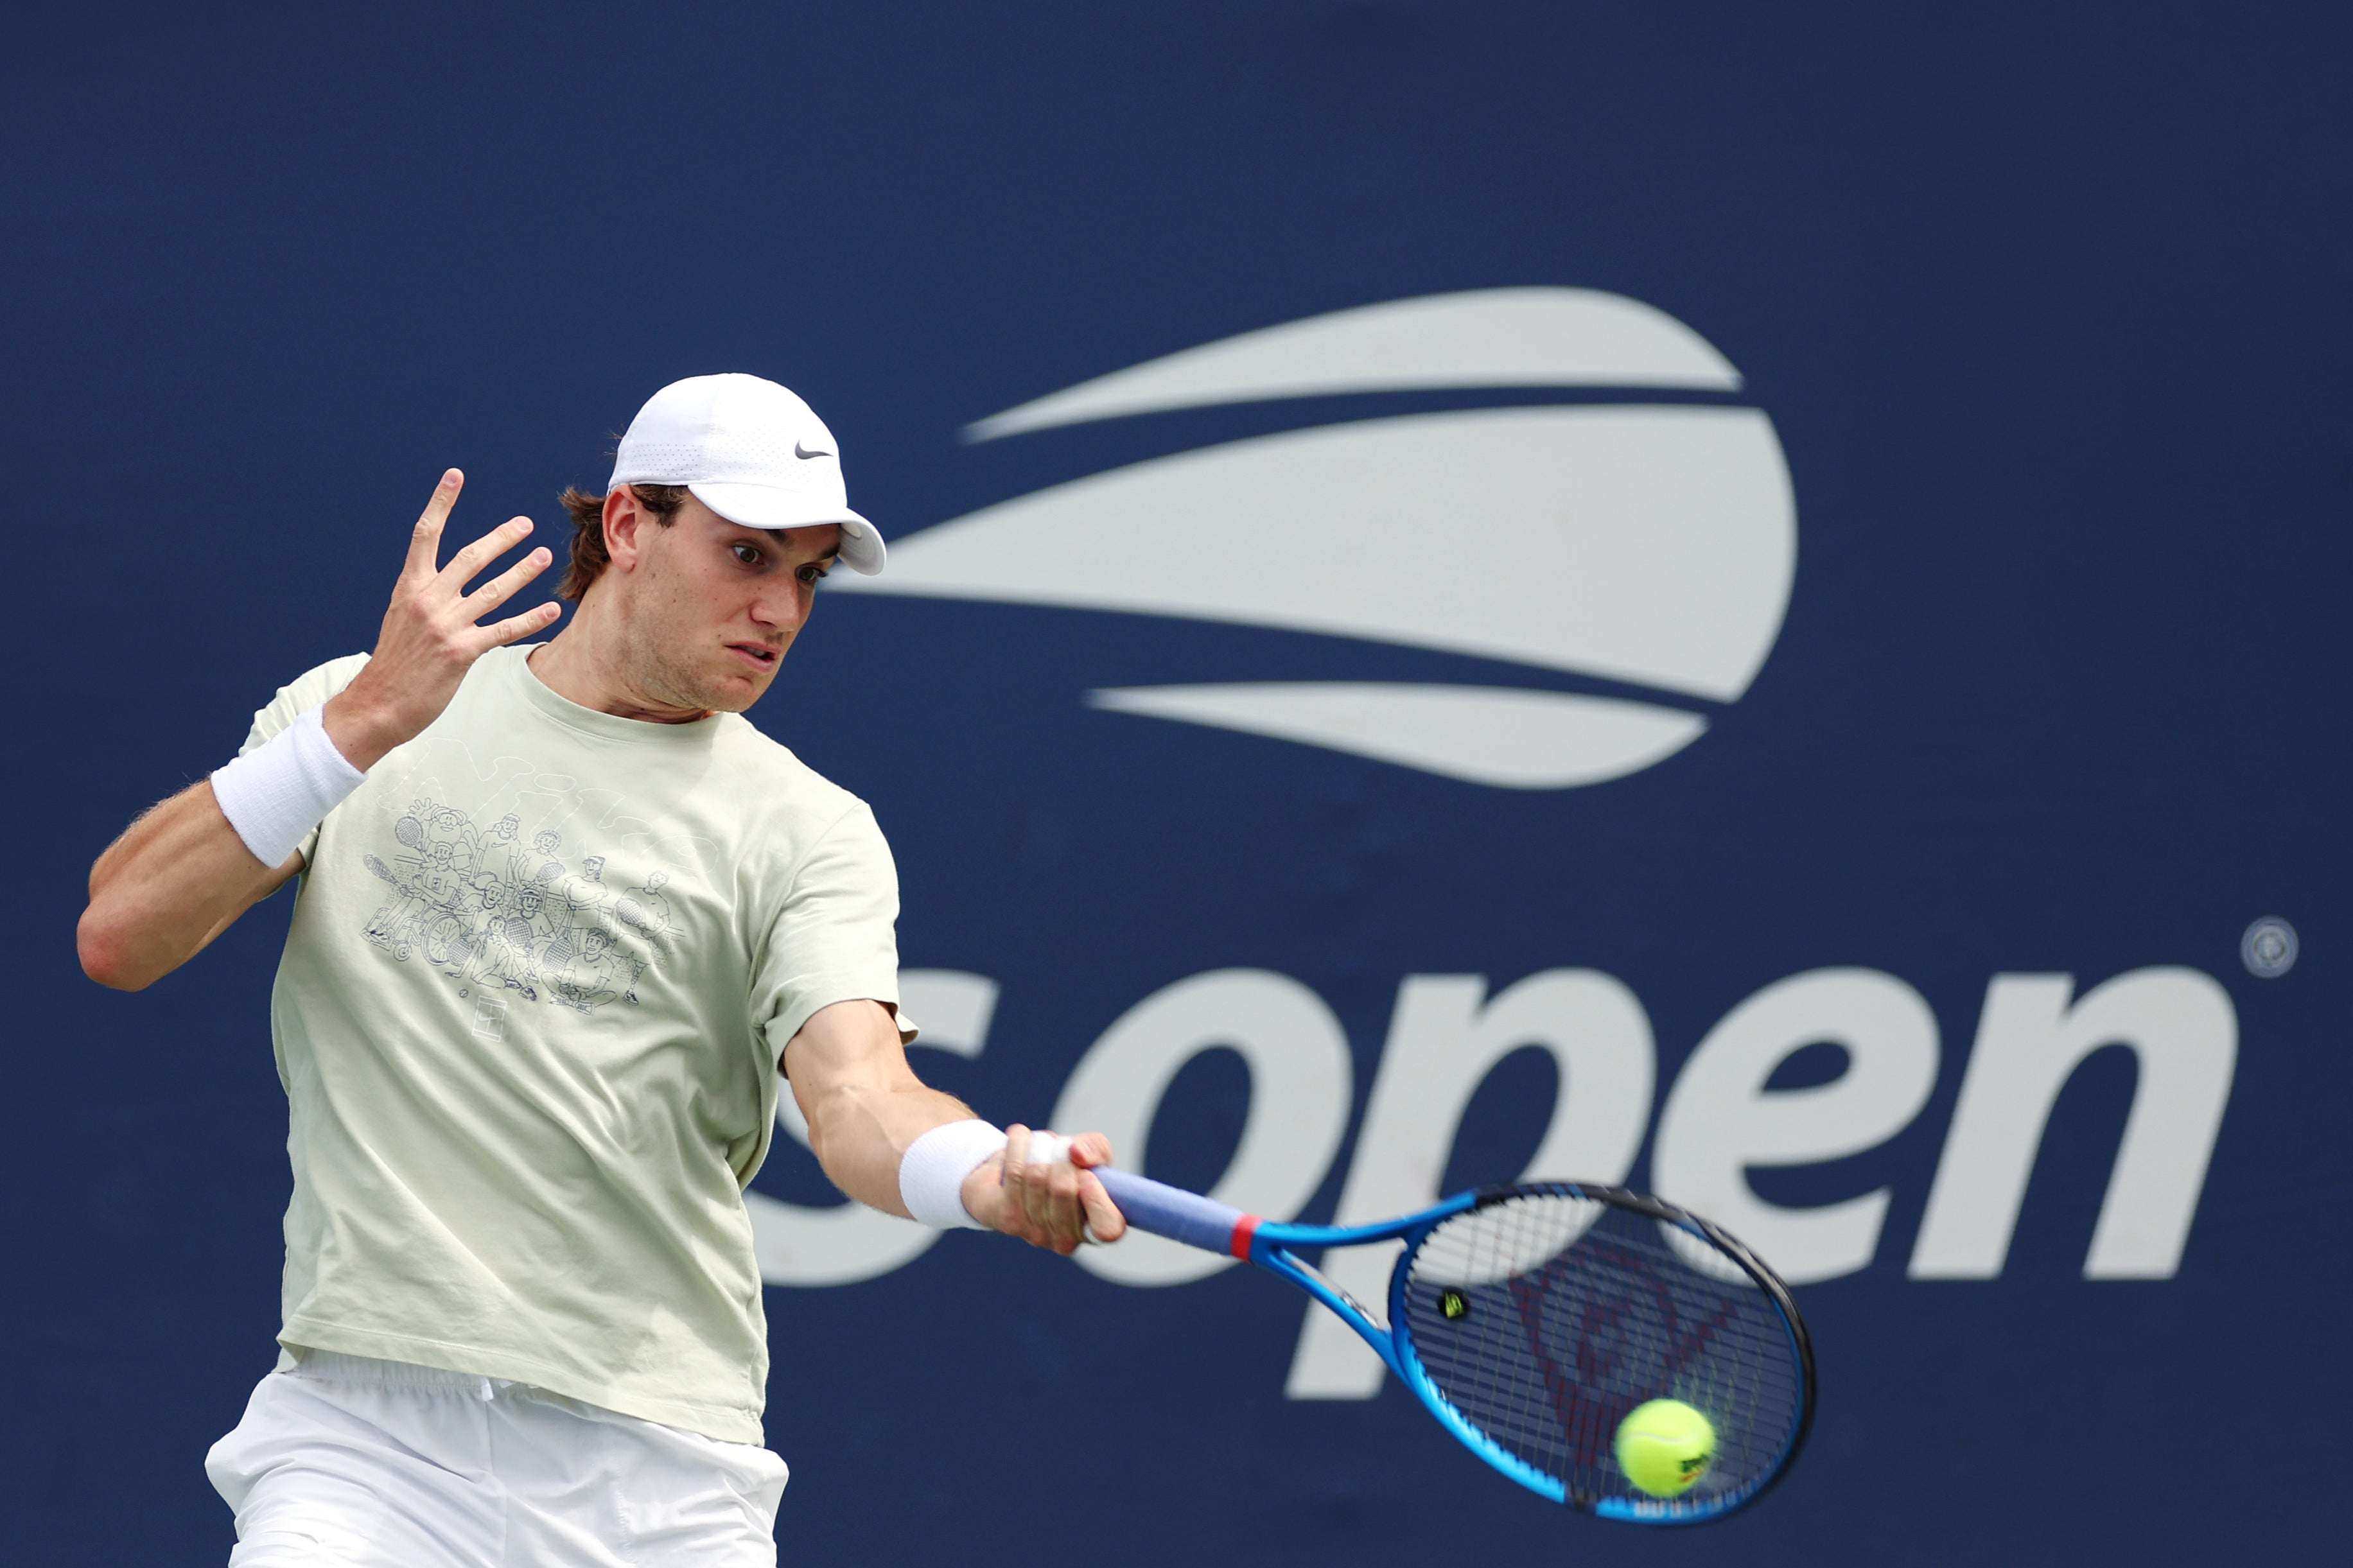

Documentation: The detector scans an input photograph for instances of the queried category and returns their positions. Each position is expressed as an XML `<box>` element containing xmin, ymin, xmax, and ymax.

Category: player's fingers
<box><xmin>1077</xmin><ymin>1169</ymin><xmax>1126</xmax><ymax>1243</ymax></box>
<box><xmin>1007</xmin><ymin>1127</ymin><xmax>1062</xmax><ymax>1249</ymax></box>
<box><xmin>464</xmin><ymin>546</ymin><xmax>553</xmax><ymax>616</ymax></box>
<box><xmin>477</xmin><ymin>602</ymin><xmax>563</xmax><ymax>647</ymax></box>
<box><xmin>439</xmin><ymin>516</ymin><xmax>536</xmax><ymax>591</ymax></box>
<box><xmin>402</xmin><ymin>469</ymin><xmax>464</xmax><ymax>579</ymax></box>
<box><xmin>1039</xmin><ymin>1160</ymin><xmax>1090</xmax><ymax>1252</ymax></box>
<box><xmin>1013</xmin><ymin>1126</ymin><xmax>1078</xmax><ymax>1250</ymax></box>
<box><xmin>1068</xmin><ymin>1131</ymin><xmax>1114</xmax><ymax>1169</ymax></box>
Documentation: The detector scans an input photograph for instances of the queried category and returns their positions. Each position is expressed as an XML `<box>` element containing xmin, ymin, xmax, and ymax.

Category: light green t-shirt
<box><xmin>247</xmin><ymin>645</ymin><xmax>907</xmax><ymax>1443</ymax></box>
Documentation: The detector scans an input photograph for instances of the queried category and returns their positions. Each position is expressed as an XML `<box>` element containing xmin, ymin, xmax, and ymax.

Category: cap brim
<box><xmin>687</xmin><ymin>481</ymin><xmax>887</xmax><ymax>575</ymax></box>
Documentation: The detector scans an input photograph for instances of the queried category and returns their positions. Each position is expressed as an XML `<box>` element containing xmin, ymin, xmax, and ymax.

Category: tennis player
<box><xmin>76</xmin><ymin>373</ymin><xmax>1125</xmax><ymax>1567</ymax></box>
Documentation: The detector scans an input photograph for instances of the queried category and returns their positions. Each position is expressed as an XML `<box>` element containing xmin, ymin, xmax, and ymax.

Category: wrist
<box><xmin>958</xmin><ymin>1154</ymin><xmax>1008</xmax><ymax>1229</ymax></box>
<box><xmin>898</xmin><ymin>1119</ymin><xmax>1006</xmax><ymax>1230</ymax></box>
<box><xmin>320</xmin><ymin>684</ymin><xmax>407</xmax><ymax>771</ymax></box>
<box><xmin>211</xmin><ymin>706</ymin><xmax>368</xmax><ymax>867</ymax></box>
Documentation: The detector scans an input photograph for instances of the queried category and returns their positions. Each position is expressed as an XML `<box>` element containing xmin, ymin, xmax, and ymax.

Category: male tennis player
<box><xmin>77</xmin><ymin>373</ymin><xmax>1124</xmax><ymax>1567</ymax></box>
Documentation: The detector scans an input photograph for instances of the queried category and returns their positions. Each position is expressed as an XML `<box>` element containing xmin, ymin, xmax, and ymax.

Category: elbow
<box><xmin>77</xmin><ymin>907</ymin><xmax>155</xmax><ymax>991</ymax></box>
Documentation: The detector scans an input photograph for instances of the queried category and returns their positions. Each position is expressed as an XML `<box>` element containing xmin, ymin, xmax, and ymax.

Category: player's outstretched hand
<box><xmin>324</xmin><ymin>469</ymin><xmax>563</xmax><ymax>770</ymax></box>
<box><xmin>972</xmin><ymin>1125</ymin><xmax>1128</xmax><ymax>1255</ymax></box>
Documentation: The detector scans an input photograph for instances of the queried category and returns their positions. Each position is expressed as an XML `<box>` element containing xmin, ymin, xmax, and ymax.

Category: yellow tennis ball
<box><xmin>1614</xmin><ymin>1398</ymin><xmax>1716</xmax><ymax>1498</ymax></box>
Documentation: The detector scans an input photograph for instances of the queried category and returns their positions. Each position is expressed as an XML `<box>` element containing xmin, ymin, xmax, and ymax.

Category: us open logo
<box><xmin>833</xmin><ymin>287</ymin><xmax>1796</xmax><ymax>790</ymax></box>
<box><xmin>758</xmin><ymin>294</ymin><xmax>2239</xmax><ymax>1408</ymax></box>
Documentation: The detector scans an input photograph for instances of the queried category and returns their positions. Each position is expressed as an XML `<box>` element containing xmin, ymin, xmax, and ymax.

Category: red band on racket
<box><xmin>1229</xmin><ymin>1214</ymin><xmax>1261</xmax><ymax>1259</ymax></box>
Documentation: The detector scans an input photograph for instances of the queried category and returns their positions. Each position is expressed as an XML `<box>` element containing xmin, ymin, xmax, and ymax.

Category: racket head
<box><xmin>1388</xmin><ymin>1182</ymin><xmax>1814</xmax><ymax>1522</ymax></box>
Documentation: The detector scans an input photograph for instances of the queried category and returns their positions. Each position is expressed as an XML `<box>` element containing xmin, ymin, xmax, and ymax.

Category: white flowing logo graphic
<box><xmin>832</xmin><ymin>286</ymin><xmax>1798</xmax><ymax>789</ymax></box>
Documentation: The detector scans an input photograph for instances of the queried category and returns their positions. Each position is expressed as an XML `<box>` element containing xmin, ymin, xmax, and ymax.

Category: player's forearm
<box><xmin>79</xmin><ymin>782</ymin><xmax>299</xmax><ymax>990</ymax></box>
<box><xmin>797</xmin><ymin>1075</ymin><xmax>981</xmax><ymax>1217</ymax></box>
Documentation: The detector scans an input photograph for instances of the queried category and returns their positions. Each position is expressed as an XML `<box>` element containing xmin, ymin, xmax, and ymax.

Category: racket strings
<box><xmin>1401</xmin><ymin>1194</ymin><xmax>1803</xmax><ymax>1512</ymax></box>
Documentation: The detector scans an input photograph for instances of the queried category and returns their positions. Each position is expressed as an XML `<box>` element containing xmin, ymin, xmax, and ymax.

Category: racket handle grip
<box><xmin>1092</xmin><ymin>1167</ymin><xmax>1250</xmax><ymax>1256</ymax></box>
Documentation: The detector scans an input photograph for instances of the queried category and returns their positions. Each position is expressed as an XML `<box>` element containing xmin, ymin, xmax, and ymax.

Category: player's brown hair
<box><xmin>555</xmin><ymin>483</ymin><xmax>690</xmax><ymax>600</ymax></box>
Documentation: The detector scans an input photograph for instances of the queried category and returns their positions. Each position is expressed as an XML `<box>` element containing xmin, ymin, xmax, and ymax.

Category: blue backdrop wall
<box><xmin>5</xmin><ymin>3</ymin><xmax>2347</xmax><ymax>1564</ymax></box>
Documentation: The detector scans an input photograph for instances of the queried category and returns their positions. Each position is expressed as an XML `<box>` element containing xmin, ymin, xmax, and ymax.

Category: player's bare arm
<box><xmin>76</xmin><ymin>781</ymin><xmax>302</xmax><ymax>989</ymax></box>
<box><xmin>782</xmin><ymin>998</ymin><xmax>1127</xmax><ymax>1254</ymax></box>
<box><xmin>76</xmin><ymin>469</ymin><xmax>557</xmax><ymax>991</ymax></box>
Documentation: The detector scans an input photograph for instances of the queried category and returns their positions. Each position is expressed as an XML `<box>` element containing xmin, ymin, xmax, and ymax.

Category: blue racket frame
<box><xmin>1090</xmin><ymin>1167</ymin><xmax>1815</xmax><ymax>1522</ymax></box>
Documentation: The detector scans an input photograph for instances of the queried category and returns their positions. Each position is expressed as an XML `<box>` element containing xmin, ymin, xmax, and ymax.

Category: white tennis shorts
<box><xmin>205</xmin><ymin>1350</ymin><xmax>787</xmax><ymax>1567</ymax></box>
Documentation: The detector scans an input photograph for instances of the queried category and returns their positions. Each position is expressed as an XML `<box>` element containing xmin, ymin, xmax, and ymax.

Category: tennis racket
<box><xmin>1028</xmin><ymin>1135</ymin><xmax>1815</xmax><ymax>1522</ymax></box>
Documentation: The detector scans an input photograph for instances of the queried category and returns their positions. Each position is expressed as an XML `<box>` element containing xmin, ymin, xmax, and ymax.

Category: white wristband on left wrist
<box><xmin>210</xmin><ymin>704</ymin><xmax>367</xmax><ymax>868</ymax></box>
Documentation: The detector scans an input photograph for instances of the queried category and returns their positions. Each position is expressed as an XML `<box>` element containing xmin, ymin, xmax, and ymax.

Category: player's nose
<box><xmin>747</xmin><ymin>580</ymin><xmax>805</xmax><ymax>631</ymax></box>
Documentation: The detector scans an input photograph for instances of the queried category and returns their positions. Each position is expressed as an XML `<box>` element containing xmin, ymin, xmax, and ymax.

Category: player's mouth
<box><xmin>726</xmin><ymin>642</ymin><xmax>780</xmax><ymax>671</ymax></box>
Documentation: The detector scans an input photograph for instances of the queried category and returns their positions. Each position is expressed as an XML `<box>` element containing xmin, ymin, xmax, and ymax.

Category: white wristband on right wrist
<box><xmin>210</xmin><ymin>704</ymin><xmax>367</xmax><ymax>868</ymax></box>
<box><xmin>898</xmin><ymin>1119</ymin><xmax>1007</xmax><ymax>1230</ymax></box>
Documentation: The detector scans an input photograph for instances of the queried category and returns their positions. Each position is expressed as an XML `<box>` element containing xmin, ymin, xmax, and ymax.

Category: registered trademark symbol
<box><xmin>2241</xmin><ymin>918</ymin><xmax>2298</xmax><ymax>979</ymax></box>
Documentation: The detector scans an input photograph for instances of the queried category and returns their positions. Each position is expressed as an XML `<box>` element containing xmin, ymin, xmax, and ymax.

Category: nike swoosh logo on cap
<box><xmin>795</xmin><ymin>441</ymin><xmax>832</xmax><ymax>460</ymax></box>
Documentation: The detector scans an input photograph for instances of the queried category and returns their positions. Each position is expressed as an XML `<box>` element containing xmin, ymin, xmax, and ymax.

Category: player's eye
<box><xmin>731</xmin><ymin>543</ymin><xmax>763</xmax><ymax>566</ymax></box>
<box><xmin>797</xmin><ymin>562</ymin><xmax>830</xmax><ymax>584</ymax></box>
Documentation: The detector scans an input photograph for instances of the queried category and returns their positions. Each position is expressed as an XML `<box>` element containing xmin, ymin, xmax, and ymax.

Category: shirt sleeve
<box><xmin>236</xmin><ymin>653</ymin><xmax>372</xmax><ymax>866</ymax></box>
<box><xmin>755</xmin><ymin>799</ymin><xmax>915</xmax><ymax>1068</ymax></box>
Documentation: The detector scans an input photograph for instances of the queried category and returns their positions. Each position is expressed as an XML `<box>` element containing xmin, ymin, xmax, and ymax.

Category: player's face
<box><xmin>619</xmin><ymin>496</ymin><xmax>840</xmax><ymax>713</ymax></box>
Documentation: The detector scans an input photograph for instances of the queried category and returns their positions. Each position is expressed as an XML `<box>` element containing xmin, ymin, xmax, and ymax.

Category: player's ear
<box><xmin>602</xmin><ymin>485</ymin><xmax>649</xmax><ymax>573</ymax></box>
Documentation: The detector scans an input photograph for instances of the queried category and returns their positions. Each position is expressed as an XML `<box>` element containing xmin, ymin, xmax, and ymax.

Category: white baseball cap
<box><xmin>607</xmin><ymin>373</ymin><xmax>886</xmax><ymax>575</ymax></box>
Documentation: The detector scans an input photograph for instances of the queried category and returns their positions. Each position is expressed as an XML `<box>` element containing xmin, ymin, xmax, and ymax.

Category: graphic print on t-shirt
<box><xmin>358</xmin><ymin>794</ymin><xmax>681</xmax><ymax>1016</ymax></box>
